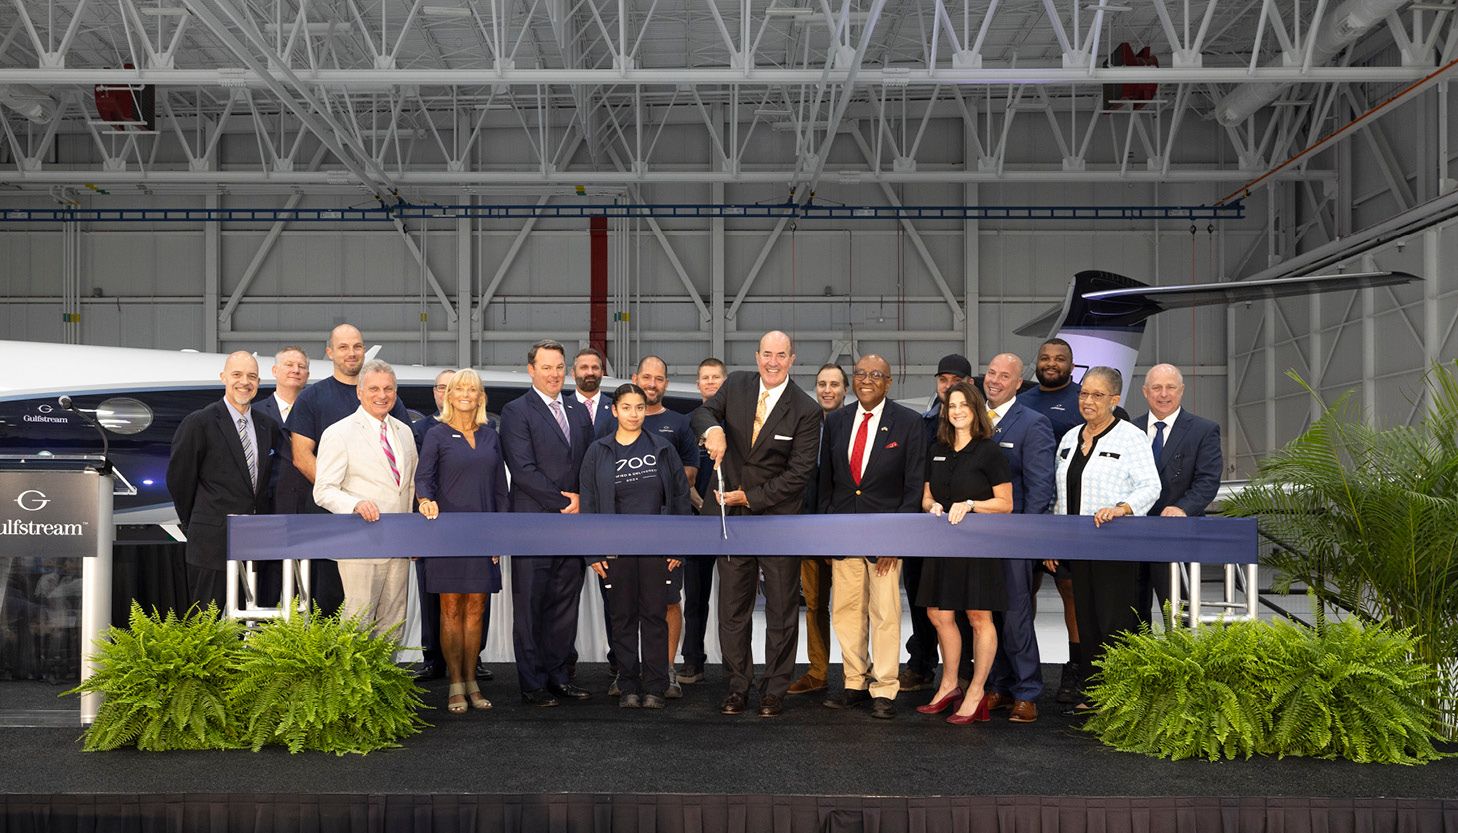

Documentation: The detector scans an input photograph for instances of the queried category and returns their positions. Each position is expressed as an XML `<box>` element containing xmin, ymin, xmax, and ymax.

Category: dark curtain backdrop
<box><xmin>3</xmin><ymin>795</ymin><xmax>1455</xmax><ymax>833</ymax></box>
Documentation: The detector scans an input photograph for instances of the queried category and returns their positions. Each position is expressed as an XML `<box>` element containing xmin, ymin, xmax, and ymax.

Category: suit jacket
<box><xmin>313</xmin><ymin>406</ymin><xmax>418</xmax><ymax>516</ymax></box>
<box><xmin>993</xmin><ymin>401</ymin><xmax>1057</xmax><ymax>515</ymax></box>
<box><xmin>817</xmin><ymin>399</ymin><xmax>925</xmax><ymax>515</ymax></box>
<box><xmin>166</xmin><ymin>399</ymin><xmax>279</xmax><ymax>570</ymax></box>
<box><xmin>690</xmin><ymin>371</ymin><xmax>821</xmax><ymax>516</ymax></box>
<box><xmin>1133</xmin><ymin>410</ymin><xmax>1222</xmax><ymax>516</ymax></box>
<box><xmin>571</xmin><ymin>389</ymin><xmax>617</xmax><ymax>439</ymax></box>
<box><xmin>499</xmin><ymin>388</ymin><xmax>594</xmax><ymax>513</ymax></box>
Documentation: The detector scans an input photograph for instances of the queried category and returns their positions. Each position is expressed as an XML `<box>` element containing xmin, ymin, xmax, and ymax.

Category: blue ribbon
<box><xmin>227</xmin><ymin>513</ymin><xmax>1256</xmax><ymax>564</ymax></box>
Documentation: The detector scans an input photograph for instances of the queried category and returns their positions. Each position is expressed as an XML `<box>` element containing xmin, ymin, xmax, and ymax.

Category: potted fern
<box><xmin>1222</xmin><ymin>363</ymin><xmax>1458</xmax><ymax>740</ymax></box>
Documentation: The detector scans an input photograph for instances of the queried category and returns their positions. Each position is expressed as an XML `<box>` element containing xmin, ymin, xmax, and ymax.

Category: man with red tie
<box><xmin>817</xmin><ymin>354</ymin><xmax>926</xmax><ymax>719</ymax></box>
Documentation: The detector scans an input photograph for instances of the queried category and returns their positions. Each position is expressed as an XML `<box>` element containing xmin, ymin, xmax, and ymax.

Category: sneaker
<box><xmin>1056</xmin><ymin>661</ymin><xmax>1080</xmax><ymax>704</ymax></box>
<box><xmin>642</xmin><ymin>694</ymin><xmax>666</xmax><ymax>709</ymax></box>
<box><xmin>620</xmin><ymin>693</ymin><xmax>642</xmax><ymax>708</ymax></box>
<box><xmin>608</xmin><ymin>672</ymin><xmax>622</xmax><ymax>697</ymax></box>
<box><xmin>677</xmin><ymin>664</ymin><xmax>704</xmax><ymax>684</ymax></box>
<box><xmin>666</xmin><ymin>669</ymin><xmax>683</xmax><ymax>699</ymax></box>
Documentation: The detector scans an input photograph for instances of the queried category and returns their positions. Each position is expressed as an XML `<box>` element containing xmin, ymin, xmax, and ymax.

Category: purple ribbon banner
<box><xmin>227</xmin><ymin>513</ymin><xmax>1256</xmax><ymax>564</ymax></box>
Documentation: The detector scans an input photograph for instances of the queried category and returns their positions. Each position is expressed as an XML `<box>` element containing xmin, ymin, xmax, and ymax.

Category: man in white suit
<box><xmin>313</xmin><ymin>359</ymin><xmax>418</xmax><ymax>637</ymax></box>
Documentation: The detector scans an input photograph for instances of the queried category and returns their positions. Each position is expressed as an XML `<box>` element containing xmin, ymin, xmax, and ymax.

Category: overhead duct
<box><xmin>1215</xmin><ymin>0</ymin><xmax>1410</xmax><ymax>126</ymax></box>
<box><xmin>0</xmin><ymin>84</ymin><xmax>60</xmax><ymax>123</ymax></box>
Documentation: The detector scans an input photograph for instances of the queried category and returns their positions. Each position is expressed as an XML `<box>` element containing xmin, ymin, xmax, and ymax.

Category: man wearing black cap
<box><xmin>899</xmin><ymin>353</ymin><xmax>974</xmax><ymax>692</ymax></box>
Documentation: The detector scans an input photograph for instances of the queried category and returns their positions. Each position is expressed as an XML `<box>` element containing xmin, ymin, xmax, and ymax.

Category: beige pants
<box><xmin>830</xmin><ymin>557</ymin><xmax>903</xmax><ymax>699</ymax></box>
<box><xmin>800</xmin><ymin>558</ymin><xmax>832</xmax><ymax>678</ymax></box>
<box><xmin>337</xmin><ymin>557</ymin><xmax>410</xmax><ymax>639</ymax></box>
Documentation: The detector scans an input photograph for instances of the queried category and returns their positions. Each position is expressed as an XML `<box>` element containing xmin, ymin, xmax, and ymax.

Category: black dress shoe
<box><xmin>475</xmin><ymin>662</ymin><xmax>494</xmax><ymax>682</ymax></box>
<box><xmin>412</xmin><ymin>664</ymin><xmax>446</xmax><ymax>682</ymax></box>
<box><xmin>758</xmin><ymin>694</ymin><xmax>785</xmax><ymax>718</ymax></box>
<box><xmin>521</xmin><ymin>689</ymin><xmax>559</xmax><ymax>707</ymax></box>
<box><xmin>620</xmin><ymin>693</ymin><xmax>643</xmax><ymax>709</ymax></box>
<box><xmin>721</xmin><ymin>691</ymin><xmax>748</xmax><ymax>715</ymax></box>
<box><xmin>823</xmin><ymin>689</ymin><xmax>872</xmax><ymax>709</ymax></box>
<box><xmin>871</xmin><ymin>697</ymin><xmax>897</xmax><ymax>720</ymax></box>
<box><xmin>642</xmin><ymin>694</ymin><xmax>666</xmax><ymax>710</ymax></box>
<box><xmin>548</xmin><ymin>682</ymin><xmax>592</xmax><ymax>700</ymax></box>
<box><xmin>1056</xmin><ymin>661</ymin><xmax>1081</xmax><ymax>704</ymax></box>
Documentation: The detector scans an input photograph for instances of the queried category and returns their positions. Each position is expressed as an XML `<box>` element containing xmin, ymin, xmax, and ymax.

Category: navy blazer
<box><xmin>1132</xmin><ymin>409</ymin><xmax>1223</xmax><ymax>516</ymax></box>
<box><xmin>569</xmin><ymin>389</ymin><xmax>617</xmax><ymax>439</ymax></box>
<box><xmin>166</xmin><ymin>399</ymin><xmax>279</xmax><ymax>570</ymax></box>
<box><xmin>817</xmin><ymin>399</ymin><xmax>925</xmax><ymax>515</ymax></box>
<box><xmin>992</xmin><ymin>401</ymin><xmax>1057</xmax><ymax>515</ymax></box>
<box><xmin>499</xmin><ymin>389</ymin><xmax>594</xmax><ymax>513</ymax></box>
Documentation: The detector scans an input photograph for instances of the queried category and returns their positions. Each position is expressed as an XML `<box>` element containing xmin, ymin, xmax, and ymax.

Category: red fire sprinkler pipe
<box><xmin>589</xmin><ymin>216</ymin><xmax>608</xmax><ymax>356</ymax></box>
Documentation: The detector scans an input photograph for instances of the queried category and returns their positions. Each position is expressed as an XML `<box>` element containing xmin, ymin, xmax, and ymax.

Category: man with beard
<box><xmin>572</xmin><ymin>347</ymin><xmax>614</xmax><ymax>436</ymax></box>
<box><xmin>678</xmin><ymin>357</ymin><xmax>726</xmax><ymax>685</ymax></box>
<box><xmin>287</xmin><ymin>324</ymin><xmax>410</xmax><ymax>614</ymax></box>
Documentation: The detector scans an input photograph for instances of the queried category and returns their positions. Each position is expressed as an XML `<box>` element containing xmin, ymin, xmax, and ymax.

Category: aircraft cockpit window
<box><xmin>95</xmin><ymin>397</ymin><xmax>153</xmax><ymax>435</ymax></box>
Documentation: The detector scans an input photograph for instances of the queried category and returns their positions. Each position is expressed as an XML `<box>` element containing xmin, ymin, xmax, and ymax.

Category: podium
<box><xmin>0</xmin><ymin>456</ymin><xmax>118</xmax><ymax>725</ymax></box>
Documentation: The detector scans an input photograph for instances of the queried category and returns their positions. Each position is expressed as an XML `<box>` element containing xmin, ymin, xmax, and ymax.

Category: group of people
<box><xmin>166</xmin><ymin>322</ymin><xmax>1221</xmax><ymax>722</ymax></box>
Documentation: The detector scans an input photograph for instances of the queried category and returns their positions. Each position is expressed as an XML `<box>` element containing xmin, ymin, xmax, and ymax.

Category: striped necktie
<box><xmin>380</xmin><ymin>422</ymin><xmax>400</xmax><ymax>485</ymax></box>
<box><xmin>549</xmin><ymin>399</ymin><xmax>571</xmax><ymax>443</ymax></box>
<box><xmin>237</xmin><ymin>417</ymin><xmax>257</xmax><ymax>490</ymax></box>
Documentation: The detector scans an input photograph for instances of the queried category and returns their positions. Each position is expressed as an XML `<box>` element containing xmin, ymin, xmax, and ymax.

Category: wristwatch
<box><xmin>1115</xmin><ymin>501</ymin><xmax>1131</xmax><ymax>515</ymax></box>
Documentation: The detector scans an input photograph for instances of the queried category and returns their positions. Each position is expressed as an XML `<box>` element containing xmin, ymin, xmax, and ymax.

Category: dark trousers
<box><xmin>681</xmin><ymin>555</ymin><xmax>716</xmax><ymax>668</ymax></box>
<box><xmin>901</xmin><ymin>557</ymin><xmax>939</xmax><ymax>676</ymax></box>
<box><xmin>1070</xmin><ymin>560</ymin><xmax>1149</xmax><ymax>690</ymax></box>
<box><xmin>605</xmin><ymin>557</ymin><xmax>671</xmax><ymax>697</ymax></box>
<box><xmin>511</xmin><ymin>555</ymin><xmax>587</xmax><ymax>692</ymax></box>
<box><xmin>1143</xmin><ymin>562</ymin><xmax>1173</xmax><ymax>624</ymax></box>
<box><xmin>566</xmin><ymin>567</ymin><xmax>617</xmax><ymax>672</ymax></box>
<box><xmin>415</xmin><ymin>564</ymin><xmax>443</xmax><ymax>671</ymax></box>
<box><xmin>717</xmin><ymin>556</ymin><xmax>800</xmax><ymax>698</ymax></box>
<box><xmin>988</xmin><ymin>558</ymin><xmax>1044</xmax><ymax>701</ymax></box>
<box><xmin>187</xmin><ymin>563</ymin><xmax>226</xmax><ymax>613</ymax></box>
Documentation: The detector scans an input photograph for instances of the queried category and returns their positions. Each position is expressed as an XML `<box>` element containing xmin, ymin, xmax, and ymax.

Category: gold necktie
<box><xmin>751</xmin><ymin>390</ymin><xmax>771</xmax><ymax>445</ymax></box>
<box><xmin>988</xmin><ymin>409</ymin><xmax>997</xmax><ymax>422</ymax></box>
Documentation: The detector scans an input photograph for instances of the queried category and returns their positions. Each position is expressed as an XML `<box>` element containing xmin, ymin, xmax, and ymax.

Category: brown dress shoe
<box><xmin>758</xmin><ymin>693</ymin><xmax>785</xmax><ymax>718</ymax></box>
<box><xmin>787</xmin><ymin>674</ymin><xmax>827</xmax><ymax>695</ymax></box>
<box><xmin>897</xmin><ymin>669</ymin><xmax>934</xmax><ymax>692</ymax></box>
<box><xmin>1009</xmin><ymin>700</ymin><xmax>1039</xmax><ymax>723</ymax></box>
<box><xmin>984</xmin><ymin>692</ymin><xmax>1014</xmax><ymax>711</ymax></box>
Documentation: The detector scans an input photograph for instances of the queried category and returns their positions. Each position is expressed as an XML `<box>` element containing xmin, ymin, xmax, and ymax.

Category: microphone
<box><xmin>58</xmin><ymin>395</ymin><xmax>111</xmax><ymax>472</ymax></box>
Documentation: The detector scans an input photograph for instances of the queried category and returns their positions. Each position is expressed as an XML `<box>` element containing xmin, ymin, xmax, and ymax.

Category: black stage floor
<box><xmin>2</xmin><ymin>664</ymin><xmax>1456</xmax><ymax>833</ymax></box>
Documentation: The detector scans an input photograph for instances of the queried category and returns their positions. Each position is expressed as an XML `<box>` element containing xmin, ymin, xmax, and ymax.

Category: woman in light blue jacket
<box><xmin>1046</xmin><ymin>366</ymin><xmax>1161</xmax><ymax>711</ymax></box>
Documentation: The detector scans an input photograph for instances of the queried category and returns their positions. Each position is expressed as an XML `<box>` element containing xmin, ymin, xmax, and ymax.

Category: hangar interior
<box><xmin>1</xmin><ymin>0</ymin><xmax>1456</xmax><ymax>476</ymax></box>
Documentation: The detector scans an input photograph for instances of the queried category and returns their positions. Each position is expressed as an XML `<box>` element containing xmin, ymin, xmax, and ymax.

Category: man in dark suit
<box><xmin>499</xmin><ymin>338</ymin><xmax>595</xmax><ymax>706</ymax></box>
<box><xmin>1134</xmin><ymin>363</ymin><xmax>1223</xmax><ymax>619</ymax></box>
<box><xmin>979</xmin><ymin>353</ymin><xmax>1056</xmax><ymax>724</ymax></box>
<box><xmin>571</xmin><ymin>347</ymin><xmax>616</xmax><ymax>437</ymax></box>
<box><xmin>817</xmin><ymin>354</ymin><xmax>925</xmax><ymax>720</ymax></box>
<box><xmin>166</xmin><ymin>351</ymin><xmax>279</xmax><ymax>610</ymax></box>
<box><xmin>250</xmin><ymin>345</ymin><xmax>309</xmax><ymax>608</ymax></box>
<box><xmin>691</xmin><ymin>330</ymin><xmax>821</xmax><ymax>718</ymax></box>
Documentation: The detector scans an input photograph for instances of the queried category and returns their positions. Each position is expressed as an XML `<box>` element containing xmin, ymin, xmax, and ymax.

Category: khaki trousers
<box><xmin>337</xmin><ymin>557</ymin><xmax>410</xmax><ymax>639</ymax></box>
<box><xmin>830</xmin><ymin>557</ymin><xmax>902</xmax><ymax>699</ymax></box>
<box><xmin>800</xmin><ymin>558</ymin><xmax>832</xmax><ymax>678</ymax></box>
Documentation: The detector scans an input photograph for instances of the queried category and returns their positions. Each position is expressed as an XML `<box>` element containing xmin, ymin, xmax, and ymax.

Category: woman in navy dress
<box><xmin>415</xmin><ymin>368</ymin><xmax>507</xmax><ymax>714</ymax></box>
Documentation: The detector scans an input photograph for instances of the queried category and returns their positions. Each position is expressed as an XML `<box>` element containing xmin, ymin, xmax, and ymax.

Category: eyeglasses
<box><xmin>433</xmin><ymin>385</ymin><xmax>449</xmax><ymax>392</ymax></box>
<box><xmin>852</xmin><ymin>370</ymin><xmax>890</xmax><ymax>381</ymax></box>
<box><xmin>1077</xmin><ymin>390</ymin><xmax>1112</xmax><ymax>401</ymax></box>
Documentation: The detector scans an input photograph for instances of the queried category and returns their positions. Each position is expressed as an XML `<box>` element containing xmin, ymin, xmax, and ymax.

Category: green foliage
<box><xmin>67</xmin><ymin>602</ymin><xmax>244</xmax><ymax>752</ymax></box>
<box><xmin>1085</xmin><ymin>618</ymin><xmax>1450</xmax><ymax>764</ymax></box>
<box><xmin>1222</xmin><ymin>363</ymin><xmax>1458</xmax><ymax>738</ymax></box>
<box><xmin>231</xmin><ymin>611</ymin><xmax>428</xmax><ymax>755</ymax></box>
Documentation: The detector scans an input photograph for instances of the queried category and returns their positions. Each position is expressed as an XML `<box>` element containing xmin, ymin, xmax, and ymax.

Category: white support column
<box><xmin>1424</xmin><ymin>226</ymin><xmax>1442</xmax><ymax>414</ymax></box>
<box><xmin>204</xmin><ymin>193</ymin><xmax>220</xmax><ymax>351</ymax></box>
<box><xmin>457</xmin><ymin>192</ymin><xmax>472</xmax><ymax>368</ymax></box>
<box><xmin>1362</xmin><ymin>253</ymin><xmax>1378</xmax><ymax>418</ymax></box>
<box><xmin>710</xmin><ymin>102</ymin><xmax>726</xmax><ymax>361</ymax></box>
<box><xmin>963</xmin><ymin>117</ymin><xmax>979</xmax><ymax>363</ymax></box>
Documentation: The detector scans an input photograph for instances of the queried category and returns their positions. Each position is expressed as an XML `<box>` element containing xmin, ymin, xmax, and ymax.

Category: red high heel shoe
<box><xmin>946</xmin><ymin>694</ymin><xmax>991</xmax><ymax>725</ymax></box>
<box><xmin>916</xmin><ymin>688</ymin><xmax>964</xmax><ymax>715</ymax></box>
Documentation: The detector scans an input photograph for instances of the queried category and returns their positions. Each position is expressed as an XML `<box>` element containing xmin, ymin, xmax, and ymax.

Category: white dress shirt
<box><xmin>273</xmin><ymin>392</ymin><xmax>294</xmax><ymax>423</ymax></box>
<box><xmin>1146</xmin><ymin>407</ymin><xmax>1180</xmax><ymax>442</ymax></box>
<box><xmin>574</xmin><ymin>389</ymin><xmax>600</xmax><ymax>424</ymax></box>
<box><xmin>988</xmin><ymin>395</ymin><xmax>1015</xmax><ymax>429</ymax></box>
<box><xmin>845</xmin><ymin>397</ymin><xmax>886</xmax><ymax>474</ymax></box>
<box><xmin>757</xmin><ymin>378</ymin><xmax>788</xmax><ymax>422</ymax></box>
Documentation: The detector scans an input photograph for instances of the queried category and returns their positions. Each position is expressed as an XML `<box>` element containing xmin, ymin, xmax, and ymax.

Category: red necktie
<box><xmin>851</xmin><ymin>411</ymin><xmax>873</xmax><ymax>485</ymax></box>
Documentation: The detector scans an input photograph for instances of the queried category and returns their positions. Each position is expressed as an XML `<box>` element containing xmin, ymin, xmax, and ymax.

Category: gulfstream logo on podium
<box><xmin>1</xmin><ymin>518</ymin><xmax>86</xmax><ymax>536</ymax></box>
<box><xmin>0</xmin><ymin>471</ymin><xmax>101</xmax><ymax>558</ymax></box>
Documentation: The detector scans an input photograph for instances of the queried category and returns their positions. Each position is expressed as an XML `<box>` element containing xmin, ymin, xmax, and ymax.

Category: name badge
<box><xmin>1098</xmin><ymin>451</ymin><xmax>1122</xmax><ymax>459</ymax></box>
<box><xmin>773</xmin><ymin>434</ymin><xmax>793</xmax><ymax>441</ymax></box>
<box><xmin>999</xmin><ymin>441</ymin><xmax>1015</xmax><ymax>448</ymax></box>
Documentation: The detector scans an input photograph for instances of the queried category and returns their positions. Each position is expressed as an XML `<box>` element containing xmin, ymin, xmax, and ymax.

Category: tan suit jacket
<box><xmin>313</xmin><ymin>406</ymin><xmax>418</xmax><ymax>515</ymax></box>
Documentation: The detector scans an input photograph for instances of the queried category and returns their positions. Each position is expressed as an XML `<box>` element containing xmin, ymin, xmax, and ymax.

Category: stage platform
<box><xmin>2</xmin><ymin>664</ymin><xmax>1455</xmax><ymax>833</ymax></box>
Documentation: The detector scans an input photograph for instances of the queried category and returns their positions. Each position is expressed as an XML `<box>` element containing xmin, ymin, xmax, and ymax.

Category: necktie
<box><xmin>851</xmin><ymin>411</ymin><xmax>873</xmax><ymax>485</ymax></box>
<box><xmin>237</xmin><ymin>417</ymin><xmax>257</xmax><ymax>490</ymax></box>
<box><xmin>751</xmin><ymin>390</ymin><xmax>770</xmax><ymax>446</ymax></box>
<box><xmin>549</xmin><ymin>399</ymin><xmax>571</xmax><ymax>443</ymax></box>
<box><xmin>987</xmin><ymin>409</ymin><xmax>997</xmax><ymax>426</ymax></box>
<box><xmin>1152</xmin><ymin>420</ymin><xmax>1166</xmax><ymax>465</ymax></box>
<box><xmin>584</xmin><ymin>396</ymin><xmax>596</xmax><ymax>426</ymax></box>
<box><xmin>380</xmin><ymin>422</ymin><xmax>400</xmax><ymax>485</ymax></box>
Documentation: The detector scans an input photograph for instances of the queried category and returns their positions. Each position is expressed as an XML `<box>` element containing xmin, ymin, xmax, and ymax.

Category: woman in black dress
<box><xmin>415</xmin><ymin>368</ymin><xmax>508</xmax><ymax>715</ymax></box>
<box><xmin>916</xmin><ymin>381</ymin><xmax>1013</xmax><ymax>725</ymax></box>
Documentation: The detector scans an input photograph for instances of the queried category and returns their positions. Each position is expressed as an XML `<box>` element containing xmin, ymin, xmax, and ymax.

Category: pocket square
<box><xmin>885</xmin><ymin>441</ymin><xmax>899</xmax><ymax>449</ymax></box>
<box><xmin>773</xmin><ymin>434</ymin><xmax>793</xmax><ymax>441</ymax></box>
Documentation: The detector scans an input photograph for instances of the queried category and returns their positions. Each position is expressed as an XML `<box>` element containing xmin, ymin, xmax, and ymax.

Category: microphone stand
<box><xmin>58</xmin><ymin>395</ymin><xmax>112</xmax><ymax>474</ymax></box>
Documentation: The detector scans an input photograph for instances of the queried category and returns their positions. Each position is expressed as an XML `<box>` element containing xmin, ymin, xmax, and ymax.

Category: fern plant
<box><xmin>67</xmin><ymin>602</ymin><xmax>244</xmax><ymax>752</ymax></box>
<box><xmin>232</xmin><ymin>611</ymin><xmax>428</xmax><ymax>755</ymax></box>
<box><xmin>1084</xmin><ymin>618</ymin><xmax>1449</xmax><ymax>764</ymax></box>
